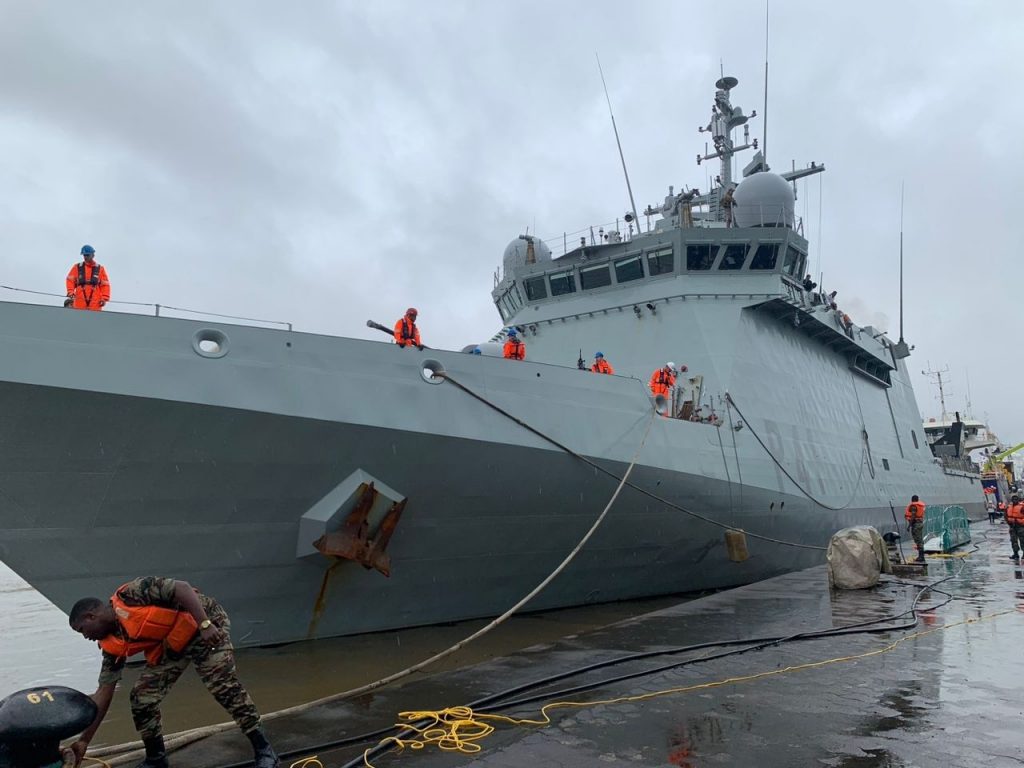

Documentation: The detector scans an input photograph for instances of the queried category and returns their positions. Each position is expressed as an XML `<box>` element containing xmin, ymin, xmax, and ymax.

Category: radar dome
<box><xmin>503</xmin><ymin>236</ymin><xmax>552</xmax><ymax>273</ymax></box>
<box><xmin>732</xmin><ymin>172</ymin><xmax>795</xmax><ymax>228</ymax></box>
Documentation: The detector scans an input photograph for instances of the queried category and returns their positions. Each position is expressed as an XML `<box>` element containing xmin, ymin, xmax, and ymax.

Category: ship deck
<box><xmin>164</xmin><ymin>519</ymin><xmax>1023</xmax><ymax>767</ymax></box>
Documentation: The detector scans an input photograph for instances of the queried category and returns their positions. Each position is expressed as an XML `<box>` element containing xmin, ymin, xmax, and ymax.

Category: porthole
<box><xmin>192</xmin><ymin>328</ymin><xmax>229</xmax><ymax>359</ymax></box>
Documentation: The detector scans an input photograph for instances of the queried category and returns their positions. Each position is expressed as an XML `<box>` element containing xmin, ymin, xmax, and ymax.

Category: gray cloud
<box><xmin>2</xmin><ymin>0</ymin><xmax>1022</xmax><ymax>436</ymax></box>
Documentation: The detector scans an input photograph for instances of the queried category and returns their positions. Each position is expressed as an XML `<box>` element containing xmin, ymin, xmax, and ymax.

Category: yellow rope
<box><xmin>362</xmin><ymin>610</ymin><xmax>1012</xmax><ymax>766</ymax></box>
<box><xmin>289</xmin><ymin>758</ymin><xmax>325</xmax><ymax>768</ymax></box>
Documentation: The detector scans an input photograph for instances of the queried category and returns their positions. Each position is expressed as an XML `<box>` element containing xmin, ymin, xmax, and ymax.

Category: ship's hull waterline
<box><xmin>0</xmin><ymin>303</ymin><xmax>981</xmax><ymax>646</ymax></box>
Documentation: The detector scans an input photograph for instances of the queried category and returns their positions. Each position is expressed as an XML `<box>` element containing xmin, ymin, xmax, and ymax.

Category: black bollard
<box><xmin>0</xmin><ymin>687</ymin><xmax>97</xmax><ymax>768</ymax></box>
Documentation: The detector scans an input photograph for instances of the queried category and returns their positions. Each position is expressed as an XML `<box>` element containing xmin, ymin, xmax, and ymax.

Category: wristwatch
<box><xmin>199</xmin><ymin>619</ymin><xmax>212</xmax><ymax>630</ymax></box>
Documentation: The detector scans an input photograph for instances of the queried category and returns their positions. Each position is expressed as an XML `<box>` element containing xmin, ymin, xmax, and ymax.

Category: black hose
<box><xmin>220</xmin><ymin>553</ymin><xmax>971</xmax><ymax>768</ymax></box>
<box><xmin>330</xmin><ymin>564</ymin><xmax>963</xmax><ymax>768</ymax></box>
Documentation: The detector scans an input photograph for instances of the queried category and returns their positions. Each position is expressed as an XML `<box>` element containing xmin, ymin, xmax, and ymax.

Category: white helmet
<box><xmin>666</xmin><ymin>362</ymin><xmax>677</xmax><ymax>372</ymax></box>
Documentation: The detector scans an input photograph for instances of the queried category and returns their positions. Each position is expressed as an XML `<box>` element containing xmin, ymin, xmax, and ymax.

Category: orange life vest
<box><xmin>393</xmin><ymin>316</ymin><xmax>421</xmax><ymax>347</ymax></box>
<box><xmin>97</xmin><ymin>585</ymin><xmax>198</xmax><ymax>665</ymax></box>
<box><xmin>503</xmin><ymin>338</ymin><xmax>525</xmax><ymax>360</ymax></box>
<box><xmin>649</xmin><ymin>368</ymin><xmax>676</xmax><ymax>396</ymax></box>
<box><xmin>904</xmin><ymin>501</ymin><xmax>925</xmax><ymax>523</ymax></box>
<box><xmin>65</xmin><ymin>261</ymin><xmax>110</xmax><ymax>310</ymax></box>
<box><xmin>1007</xmin><ymin>503</ymin><xmax>1024</xmax><ymax>525</ymax></box>
<box><xmin>591</xmin><ymin>359</ymin><xmax>614</xmax><ymax>375</ymax></box>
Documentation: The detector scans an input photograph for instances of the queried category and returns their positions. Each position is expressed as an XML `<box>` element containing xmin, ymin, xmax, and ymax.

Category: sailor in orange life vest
<box><xmin>649</xmin><ymin>361</ymin><xmax>685</xmax><ymax>398</ymax></box>
<box><xmin>1006</xmin><ymin>495</ymin><xmax>1024</xmax><ymax>561</ymax></box>
<box><xmin>67</xmin><ymin>577</ymin><xmax>279</xmax><ymax>768</ymax></box>
<box><xmin>590</xmin><ymin>351</ymin><xmax>614</xmax><ymax>374</ymax></box>
<box><xmin>65</xmin><ymin>244</ymin><xmax>110</xmax><ymax>310</ymax></box>
<box><xmin>393</xmin><ymin>307</ymin><xmax>423</xmax><ymax>350</ymax></box>
<box><xmin>502</xmin><ymin>328</ymin><xmax>525</xmax><ymax>360</ymax></box>
<box><xmin>904</xmin><ymin>495</ymin><xmax>926</xmax><ymax>563</ymax></box>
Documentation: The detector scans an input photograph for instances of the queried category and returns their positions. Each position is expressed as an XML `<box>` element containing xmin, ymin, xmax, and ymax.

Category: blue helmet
<box><xmin>595</xmin><ymin>351</ymin><xmax>604</xmax><ymax>358</ymax></box>
<box><xmin>507</xmin><ymin>328</ymin><xmax>517</xmax><ymax>336</ymax></box>
<box><xmin>80</xmin><ymin>244</ymin><xmax>95</xmax><ymax>255</ymax></box>
<box><xmin>471</xmin><ymin>346</ymin><xmax>482</xmax><ymax>355</ymax></box>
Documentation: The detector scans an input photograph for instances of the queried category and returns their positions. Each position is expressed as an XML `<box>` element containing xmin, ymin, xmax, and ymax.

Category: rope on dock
<box><xmin>85</xmin><ymin>404</ymin><xmax>657</xmax><ymax>765</ymax></box>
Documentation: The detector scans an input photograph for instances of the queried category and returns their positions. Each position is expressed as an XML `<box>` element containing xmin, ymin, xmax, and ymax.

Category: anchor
<box><xmin>312</xmin><ymin>481</ymin><xmax>406</xmax><ymax>577</ymax></box>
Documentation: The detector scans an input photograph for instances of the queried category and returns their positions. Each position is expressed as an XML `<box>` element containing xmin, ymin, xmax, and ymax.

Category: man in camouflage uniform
<box><xmin>67</xmin><ymin>577</ymin><xmax>279</xmax><ymax>768</ymax></box>
<box><xmin>904</xmin><ymin>495</ymin><xmax>926</xmax><ymax>564</ymax></box>
<box><xmin>1006</xmin><ymin>495</ymin><xmax>1024</xmax><ymax>561</ymax></box>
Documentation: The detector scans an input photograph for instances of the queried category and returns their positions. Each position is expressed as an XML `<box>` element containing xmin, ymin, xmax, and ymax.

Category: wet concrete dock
<box><xmin>174</xmin><ymin>522</ymin><xmax>1024</xmax><ymax>767</ymax></box>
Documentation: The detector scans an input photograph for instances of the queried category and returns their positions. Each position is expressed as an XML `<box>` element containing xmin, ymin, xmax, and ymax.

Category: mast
<box><xmin>922</xmin><ymin>364</ymin><xmax>952</xmax><ymax>421</ymax></box>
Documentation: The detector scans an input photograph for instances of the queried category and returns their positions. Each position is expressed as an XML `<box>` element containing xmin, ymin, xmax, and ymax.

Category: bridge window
<box><xmin>647</xmin><ymin>246</ymin><xmax>674</xmax><ymax>276</ymax></box>
<box><xmin>614</xmin><ymin>255</ymin><xmax>644</xmax><ymax>283</ymax></box>
<box><xmin>750</xmin><ymin>243</ymin><xmax>780</xmax><ymax>270</ymax></box>
<box><xmin>580</xmin><ymin>264</ymin><xmax>612</xmax><ymax>290</ymax></box>
<box><xmin>501</xmin><ymin>294</ymin><xmax>516</xmax><ymax>317</ymax></box>
<box><xmin>911</xmin><ymin>430</ymin><xmax>919</xmax><ymax>450</ymax></box>
<box><xmin>523</xmin><ymin>276</ymin><xmax>547</xmax><ymax>301</ymax></box>
<box><xmin>549</xmin><ymin>270</ymin><xmax>577</xmax><ymax>296</ymax></box>
<box><xmin>782</xmin><ymin>246</ymin><xmax>802</xmax><ymax>276</ymax></box>
<box><xmin>686</xmin><ymin>244</ymin><xmax>715</xmax><ymax>270</ymax></box>
<box><xmin>718</xmin><ymin>244</ymin><xmax>747</xmax><ymax>270</ymax></box>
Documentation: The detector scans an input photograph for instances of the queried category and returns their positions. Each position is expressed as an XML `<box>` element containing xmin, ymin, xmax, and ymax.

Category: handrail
<box><xmin>0</xmin><ymin>283</ymin><xmax>293</xmax><ymax>330</ymax></box>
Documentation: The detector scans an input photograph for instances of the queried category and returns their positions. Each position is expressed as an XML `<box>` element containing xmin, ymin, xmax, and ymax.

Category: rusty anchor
<box><xmin>312</xmin><ymin>481</ymin><xmax>406</xmax><ymax>577</ymax></box>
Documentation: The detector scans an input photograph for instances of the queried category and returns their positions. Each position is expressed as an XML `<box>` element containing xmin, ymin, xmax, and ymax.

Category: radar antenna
<box><xmin>697</xmin><ymin>76</ymin><xmax>756</xmax><ymax>190</ymax></box>
<box><xmin>596</xmin><ymin>54</ymin><xmax>641</xmax><ymax>236</ymax></box>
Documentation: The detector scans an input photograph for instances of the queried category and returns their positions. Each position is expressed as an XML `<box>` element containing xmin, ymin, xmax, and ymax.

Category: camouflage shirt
<box><xmin>97</xmin><ymin>576</ymin><xmax>220</xmax><ymax>686</ymax></box>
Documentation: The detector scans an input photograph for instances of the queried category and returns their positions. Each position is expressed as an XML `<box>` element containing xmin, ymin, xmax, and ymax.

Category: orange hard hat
<box><xmin>406</xmin><ymin>307</ymin><xmax>418</xmax><ymax>316</ymax></box>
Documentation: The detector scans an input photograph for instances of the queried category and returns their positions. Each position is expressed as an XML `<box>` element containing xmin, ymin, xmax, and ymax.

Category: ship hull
<box><xmin>0</xmin><ymin>303</ymin><xmax>982</xmax><ymax>646</ymax></box>
<box><xmin>0</xmin><ymin>379</ymin><xmax>880</xmax><ymax>646</ymax></box>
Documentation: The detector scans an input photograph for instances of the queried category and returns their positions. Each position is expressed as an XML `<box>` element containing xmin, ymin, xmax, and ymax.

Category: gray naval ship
<box><xmin>0</xmin><ymin>76</ymin><xmax>982</xmax><ymax>647</ymax></box>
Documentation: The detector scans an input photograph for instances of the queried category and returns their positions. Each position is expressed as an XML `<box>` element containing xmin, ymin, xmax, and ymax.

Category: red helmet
<box><xmin>406</xmin><ymin>307</ymin><xmax>418</xmax><ymax>317</ymax></box>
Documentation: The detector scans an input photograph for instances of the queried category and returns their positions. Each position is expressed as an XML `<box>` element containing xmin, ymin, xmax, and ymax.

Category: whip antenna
<box><xmin>762</xmin><ymin>2</ymin><xmax>769</xmax><ymax>167</ymax></box>
<box><xmin>899</xmin><ymin>182</ymin><xmax>905</xmax><ymax>342</ymax></box>
<box><xmin>597</xmin><ymin>54</ymin><xmax>641</xmax><ymax>235</ymax></box>
<box><xmin>892</xmin><ymin>182</ymin><xmax>912</xmax><ymax>359</ymax></box>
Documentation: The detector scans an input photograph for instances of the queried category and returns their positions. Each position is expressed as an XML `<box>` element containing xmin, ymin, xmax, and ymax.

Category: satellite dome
<box><xmin>503</xmin><ymin>235</ymin><xmax>552</xmax><ymax>273</ymax></box>
<box><xmin>732</xmin><ymin>172</ymin><xmax>795</xmax><ymax>228</ymax></box>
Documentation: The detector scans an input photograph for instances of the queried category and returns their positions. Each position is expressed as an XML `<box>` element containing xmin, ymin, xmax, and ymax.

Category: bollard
<box><xmin>0</xmin><ymin>687</ymin><xmax>96</xmax><ymax>768</ymax></box>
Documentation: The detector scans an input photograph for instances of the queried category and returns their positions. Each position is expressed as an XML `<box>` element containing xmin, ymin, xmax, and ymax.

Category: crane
<box><xmin>982</xmin><ymin>442</ymin><xmax>1024</xmax><ymax>474</ymax></box>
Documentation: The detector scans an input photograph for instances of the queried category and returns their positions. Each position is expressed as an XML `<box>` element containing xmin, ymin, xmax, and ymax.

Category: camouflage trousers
<box><xmin>129</xmin><ymin>602</ymin><xmax>262</xmax><ymax>739</ymax></box>
<box><xmin>909</xmin><ymin>520</ymin><xmax>924</xmax><ymax>556</ymax></box>
<box><xmin>1010</xmin><ymin>524</ymin><xmax>1024</xmax><ymax>557</ymax></box>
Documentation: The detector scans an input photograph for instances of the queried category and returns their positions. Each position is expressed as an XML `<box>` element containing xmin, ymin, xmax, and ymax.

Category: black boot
<box><xmin>247</xmin><ymin>728</ymin><xmax>280</xmax><ymax>768</ymax></box>
<box><xmin>134</xmin><ymin>736</ymin><xmax>169</xmax><ymax>768</ymax></box>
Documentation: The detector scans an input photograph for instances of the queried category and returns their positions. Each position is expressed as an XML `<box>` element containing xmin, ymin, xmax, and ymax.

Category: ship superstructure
<box><xmin>0</xmin><ymin>77</ymin><xmax>982</xmax><ymax>646</ymax></box>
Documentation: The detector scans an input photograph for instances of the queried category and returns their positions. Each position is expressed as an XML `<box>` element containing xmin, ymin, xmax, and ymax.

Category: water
<box><xmin>0</xmin><ymin>562</ymin><xmax>686</xmax><ymax>747</ymax></box>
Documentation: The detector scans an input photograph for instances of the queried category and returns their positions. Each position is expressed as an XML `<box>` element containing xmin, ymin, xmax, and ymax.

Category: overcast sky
<box><xmin>2</xmin><ymin>1</ymin><xmax>1022</xmax><ymax>440</ymax></box>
